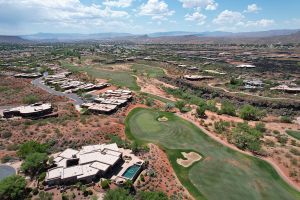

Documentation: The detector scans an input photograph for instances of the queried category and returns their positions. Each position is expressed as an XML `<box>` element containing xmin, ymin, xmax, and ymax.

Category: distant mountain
<box><xmin>148</xmin><ymin>31</ymin><xmax>198</xmax><ymax>37</ymax></box>
<box><xmin>21</xmin><ymin>32</ymin><xmax>134</xmax><ymax>41</ymax></box>
<box><xmin>148</xmin><ymin>29</ymin><xmax>300</xmax><ymax>38</ymax></box>
<box><xmin>0</xmin><ymin>35</ymin><xmax>28</xmax><ymax>43</ymax></box>
<box><xmin>129</xmin><ymin>31</ymin><xmax>300</xmax><ymax>45</ymax></box>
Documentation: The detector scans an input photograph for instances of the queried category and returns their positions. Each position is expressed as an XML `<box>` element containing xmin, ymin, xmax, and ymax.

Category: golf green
<box><xmin>125</xmin><ymin>108</ymin><xmax>300</xmax><ymax>200</ymax></box>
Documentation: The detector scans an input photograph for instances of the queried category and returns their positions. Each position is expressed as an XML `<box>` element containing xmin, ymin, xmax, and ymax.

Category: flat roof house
<box><xmin>2</xmin><ymin>103</ymin><xmax>53</xmax><ymax>119</ymax></box>
<box><xmin>45</xmin><ymin>143</ymin><xmax>123</xmax><ymax>186</ymax></box>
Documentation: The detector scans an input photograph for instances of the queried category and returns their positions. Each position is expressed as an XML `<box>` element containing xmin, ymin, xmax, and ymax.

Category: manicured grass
<box><xmin>132</xmin><ymin>64</ymin><xmax>165</xmax><ymax>78</ymax></box>
<box><xmin>125</xmin><ymin>108</ymin><xmax>300</xmax><ymax>200</ymax></box>
<box><xmin>61</xmin><ymin>63</ymin><xmax>140</xmax><ymax>91</ymax></box>
<box><xmin>286</xmin><ymin>130</ymin><xmax>300</xmax><ymax>140</ymax></box>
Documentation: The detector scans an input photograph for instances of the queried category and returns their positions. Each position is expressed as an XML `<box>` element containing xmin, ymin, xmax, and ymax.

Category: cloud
<box><xmin>213</xmin><ymin>10</ymin><xmax>244</xmax><ymax>25</ymax></box>
<box><xmin>0</xmin><ymin>0</ymin><xmax>131</xmax><ymax>33</ymax></box>
<box><xmin>213</xmin><ymin>9</ymin><xmax>274</xmax><ymax>30</ymax></box>
<box><xmin>244</xmin><ymin>4</ymin><xmax>261</xmax><ymax>13</ymax></box>
<box><xmin>103</xmin><ymin>0</ymin><xmax>134</xmax><ymax>8</ymax></box>
<box><xmin>185</xmin><ymin>11</ymin><xmax>207</xmax><ymax>25</ymax></box>
<box><xmin>179</xmin><ymin>0</ymin><xmax>218</xmax><ymax>10</ymax></box>
<box><xmin>238</xmin><ymin>19</ymin><xmax>275</xmax><ymax>27</ymax></box>
<box><xmin>139</xmin><ymin>0</ymin><xmax>175</xmax><ymax>20</ymax></box>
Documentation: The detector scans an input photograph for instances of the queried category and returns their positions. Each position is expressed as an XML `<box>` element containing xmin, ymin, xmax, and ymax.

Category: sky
<box><xmin>0</xmin><ymin>0</ymin><xmax>299</xmax><ymax>35</ymax></box>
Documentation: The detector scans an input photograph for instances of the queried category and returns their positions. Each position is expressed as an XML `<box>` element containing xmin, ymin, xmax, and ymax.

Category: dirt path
<box><xmin>208</xmin><ymin>82</ymin><xmax>300</xmax><ymax>102</ymax></box>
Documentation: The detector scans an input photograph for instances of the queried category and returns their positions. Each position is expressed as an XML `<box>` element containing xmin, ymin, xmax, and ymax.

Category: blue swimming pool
<box><xmin>122</xmin><ymin>164</ymin><xmax>141</xmax><ymax>180</ymax></box>
<box><xmin>0</xmin><ymin>165</ymin><xmax>16</xmax><ymax>180</ymax></box>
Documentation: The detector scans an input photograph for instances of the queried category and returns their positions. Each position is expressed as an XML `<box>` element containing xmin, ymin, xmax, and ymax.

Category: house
<box><xmin>243</xmin><ymin>80</ymin><xmax>264</xmax><ymax>89</ymax></box>
<box><xmin>236</xmin><ymin>64</ymin><xmax>256</xmax><ymax>68</ymax></box>
<box><xmin>45</xmin><ymin>143</ymin><xmax>144</xmax><ymax>186</ymax></box>
<box><xmin>81</xmin><ymin>89</ymin><xmax>132</xmax><ymax>114</ymax></box>
<box><xmin>184</xmin><ymin>75</ymin><xmax>214</xmax><ymax>81</ymax></box>
<box><xmin>2</xmin><ymin>103</ymin><xmax>53</xmax><ymax>119</ymax></box>
<box><xmin>14</xmin><ymin>72</ymin><xmax>42</xmax><ymax>78</ymax></box>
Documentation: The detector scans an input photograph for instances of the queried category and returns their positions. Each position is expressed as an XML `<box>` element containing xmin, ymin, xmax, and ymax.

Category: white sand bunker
<box><xmin>177</xmin><ymin>152</ymin><xmax>202</xmax><ymax>167</ymax></box>
<box><xmin>158</xmin><ymin>116</ymin><xmax>168</xmax><ymax>122</ymax></box>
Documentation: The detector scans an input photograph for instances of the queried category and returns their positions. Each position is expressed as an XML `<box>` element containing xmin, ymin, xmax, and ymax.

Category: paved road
<box><xmin>32</xmin><ymin>77</ymin><xmax>84</xmax><ymax>105</ymax></box>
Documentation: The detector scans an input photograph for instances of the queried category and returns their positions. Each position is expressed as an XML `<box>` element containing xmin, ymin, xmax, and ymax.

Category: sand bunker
<box><xmin>158</xmin><ymin>116</ymin><xmax>168</xmax><ymax>122</ymax></box>
<box><xmin>177</xmin><ymin>152</ymin><xmax>202</xmax><ymax>167</ymax></box>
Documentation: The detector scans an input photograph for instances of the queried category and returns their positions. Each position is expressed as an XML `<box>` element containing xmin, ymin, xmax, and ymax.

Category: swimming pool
<box><xmin>0</xmin><ymin>165</ymin><xmax>16</xmax><ymax>180</ymax></box>
<box><xmin>122</xmin><ymin>164</ymin><xmax>141</xmax><ymax>180</ymax></box>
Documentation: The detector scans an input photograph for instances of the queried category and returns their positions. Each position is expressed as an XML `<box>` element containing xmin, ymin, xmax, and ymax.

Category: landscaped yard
<box><xmin>125</xmin><ymin>108</ymin><xmax>300</xmax><ymax>200</ymax></box>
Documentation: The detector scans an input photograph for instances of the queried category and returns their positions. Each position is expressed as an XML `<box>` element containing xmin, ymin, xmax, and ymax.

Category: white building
<box><xmin>46</xmin><ymin>143</ymin><xmax>123</xmax><ymax>186</ymax></box>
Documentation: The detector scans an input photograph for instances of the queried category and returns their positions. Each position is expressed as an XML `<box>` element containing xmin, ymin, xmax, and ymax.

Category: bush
<box><xmin>1</xmin><ymin>131</ymin><xmax>12</xmax><ymax>139</ymax></box>
<box><xmin>276</xmin><ymin>135</ymin><xmax>288</xmax><ymax>145</ymax></box>
<box><xmin>239</xmin><ymin>105</ymin><xmax>265</xmax><ymax>121</ymax></box>
<box><xmin>145</xmin><ymin>97</ymin><xmax>154</xmax><ymax>107</ymax></box>
<box><xmin>255</xmin><ymin>122</ymin><xmax>266</xmax><ymax>133</ymax></box>
<box><xmin>101</xmin><ymin>180</ymin><xmax>110</xmax><ymax>189</ymax></box>
<box><xmin>1</xmin><ymin>155</ymin><xmax>12</xmax><ymax>163</ymax></box>
<box><xmin>22</xmin><ymin>94</ymin><xmax>40</xmax><ymax>104</ymax></box>
<box><xmin>175</xmin><ymin>100</ymin><xmax>186</xmax><ymax>112</ymax></box>
<box><xmin>214</xmin><ymin>121</ymin><xmax>230</xmax><ymax>134</ymax></box>
<box><xmin>220</xmin><ymin>101</ymin><xmax>236</xmax><ymax>116</ymax></box>
<box><xmin>280</xmin><ymin>116</ymin><xmax>293</xmax><ymax>123</ymax></box>
<box><xmin>229</xmin><ymin>122</ymin><xmax>263</xmax><ymax>152</ymax></box>
<box><xmin>137</xmin><ymin>191</ymin><xmax>168</xmax><ymax>200</ymax></box>
<box><xmin>32</xmin><ymin>188</ymin><xmax>39</xmax><ymax>195</ymax></box>
<box><xmin>196</xmin><ymin>105</ymin><xmax>206</xmax><ymax>118</ymax></box>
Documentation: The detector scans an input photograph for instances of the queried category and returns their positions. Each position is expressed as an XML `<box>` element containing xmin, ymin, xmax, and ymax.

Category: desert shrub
<box><xmin>290</xmin><ymin>148</ymin><xmax>300</xmax><ymax>156</ymax></box>
<box><xmin>276</xmin><ymin>135</ymin><xmax>288</xmax><ymax>145</ymax></box>
<box><xmin>145</xmin><ymin>97</ymin><xmax>154</xmax><ymax>107</ymax></box>
<box><xmin>214</xmin><ymin>121</ymin><xmax>230</xmax><ymax>134</ymax></box>
<box><xmin>239</xmin><ymin>105</ymin><xmax>265</xmax><ymax>121</ymax></box>
<box><xmin>196</xmin><ymin>105</ymin><xmax>206</xmax><ymax>118</ymax></box>
<box><xmin>220</xmin><ymin>100</ymin><xmax>236</xmax><ymax>116</ymax></box>
<box><xmin>22</xmin><ymin>94</ymin><xmax>40</xmax><ymax>104</ymax></box>
<box><xmin>255</xmin><ymin>122</ymin><xmax>266</xmax><ymax>133</ymax></box>
<box><xmin>229</xmin><ymin>122</ymin><xmax>263</xmax><ymax>152</ymax></box>
<box><xmin>1</xmin><ymin>131</ymin><xmax>12</xmax><ymax>139</ymax></box>
<box><xmin>1</xmin><ymin>155</ymin><xmax>12</xmax><ymax>163</ymax></box>
<box><xmin>280</xmin><ymin>116</ymin><xmax>293</xmax><ymax>123</ymax></box>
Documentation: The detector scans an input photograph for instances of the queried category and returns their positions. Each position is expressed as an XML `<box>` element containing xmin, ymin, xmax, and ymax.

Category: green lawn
<box><xmin>286</xmin><ymin>130</ymin><xmax>300</xmax><ymax>140</ymax></box>
<box><xmin>131</xmin><ymin>64</ymin><xmax>165</xmax><ymax>78</ymax></box>
<box><xmin>61</xmin><ymin>62</ymin><xmax>140</xmax><ymax>91</ymax></box>
<box><xmin>125</xmin><ymin>108</ymin><xmax>300</xmax><ymax>200</ymax></box>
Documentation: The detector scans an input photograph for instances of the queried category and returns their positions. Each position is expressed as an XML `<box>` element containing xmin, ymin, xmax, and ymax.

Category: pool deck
<box><xmin>111</xmin><ymin>148</ymin><xmax>144</xmax><ymax>183</ymax></box>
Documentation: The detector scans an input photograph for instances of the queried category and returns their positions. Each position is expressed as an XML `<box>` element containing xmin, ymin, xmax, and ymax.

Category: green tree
<box><xmin>103</xmin><ymin>188</ymin><xmax>134</xmax><ymax>200</ymax></box>
<box><xmin>196</xmin><ymin>105</ymin><xmax>206</xmax><ymax>118</ymax></box>
<box><xmin>137</xmin><ymin>191</ymin><xmax>168</xmax><ymax>200</ymax></box>
<box><xmin>239</xmin><ymin>105</ymin><xmax>265</xmax><ymax>121</ymax></box>
<box><xmin>21</xmin><ymin>152</ymin><xmax>48</xmax><ymax>177</ymax></box>
<box><xmin>0</xmin><ymin>175</ymin><xmax>27</xmax><ymax>200</ymax></box>
<box><xmin>17</xmin><ymin>141</ymin><xmax>49</xmax><ymax>159</ymax></box>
